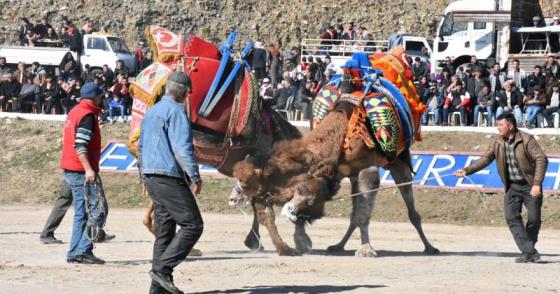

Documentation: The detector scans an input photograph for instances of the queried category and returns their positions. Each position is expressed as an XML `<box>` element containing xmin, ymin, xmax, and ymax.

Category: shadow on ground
<box><xmin>192</xmin><ymin>284</ymin><xmax>386</xmax><ymax>294</ymax></box>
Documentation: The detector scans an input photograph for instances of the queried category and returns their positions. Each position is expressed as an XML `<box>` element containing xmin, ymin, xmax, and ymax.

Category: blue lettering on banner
<box><xmin>100</xmin><ymin>142</ymin><xmax>560</xmax><ymax>192</ymax></box>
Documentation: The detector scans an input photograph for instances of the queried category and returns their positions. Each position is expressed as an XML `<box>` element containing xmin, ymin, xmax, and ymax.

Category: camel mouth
<box><xmin>281</xmin><ymin>202</ymin><xmax>298</xmax><ymax>222</ymax></box>
<box><xmin>228</xmin><ymin>197</ymin><xmax>247</xmax><ymax>208</ymax></box>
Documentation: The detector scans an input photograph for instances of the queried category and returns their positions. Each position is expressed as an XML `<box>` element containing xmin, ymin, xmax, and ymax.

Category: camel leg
<box><xmin>244</xmin><ymin>200</ymin><xmax>264</xmax><ymax>251</ymax></box>
<box><xmin>389</xmin><ymin>159</ymin><xmax>440</xmax><ymax>255</ymax></box>
<box><xmin>255</xmin><ymin>202</ymin><xmax>301</xmax><ymax>256</ymax></box>
<box><xmin>353</xmin><ymin>167</ymin><xmax>380</xmax><ymax>258</ymax></box>
<box><xmin>143</xmin><ymin>201</ymin><xmax>156</xmax><ymax>235</ymax></box>
<box><xmin>294</xmin><ymin>220</ymin><xmax>312</xmax><ymax>253</ymax></box>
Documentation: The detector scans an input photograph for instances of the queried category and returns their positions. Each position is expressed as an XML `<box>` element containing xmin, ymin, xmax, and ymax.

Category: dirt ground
<box><xmin>1</xmin><ymin>205</ymin><xmax>559</xmax><ymax>294</ymax></box>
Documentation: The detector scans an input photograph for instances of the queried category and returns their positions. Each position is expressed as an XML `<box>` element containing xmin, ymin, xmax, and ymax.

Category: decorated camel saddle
<box><xmin>312</xmin><ymin>47</ymin><xmax>426</xmax><ymax>161</ymax></box>
<box><xmin>128</xmin><ymin>26</ymin><xmax>294</xmax><ymax>175</ymax></box>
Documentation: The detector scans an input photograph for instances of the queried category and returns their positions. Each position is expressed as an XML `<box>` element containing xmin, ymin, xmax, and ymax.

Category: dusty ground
<box><xmin>0</xmin><ymin>206</ymin><xmax>559</xmax><ymax>294</ymax></box>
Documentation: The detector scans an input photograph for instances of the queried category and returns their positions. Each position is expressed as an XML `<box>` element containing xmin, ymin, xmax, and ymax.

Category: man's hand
<box><xmin>85</xmin><ymin>168</ymin><xmax>95</xmax><ymax>183</ymax></box>
<box><xmin>530</xmin><ymin>185</ymin><xmax>542</xmax><ymax>198</ymax></box>
<box><xmin>192</xmin><ymin>180</ymin><xmax>203</xmax><ymax>196</ymax></box>
<box><xmin>143</xmin><ymin>183</ymin><xmax>148</xmax><ymax>197</ymax></box>
<box><xmin>444</xmin><ymin>105</ymin><xmax>449</xmax><ymax>109</ymax></box>
<box><xmin>455</xmin><ymin>169</ymin><xmax>466</xmax><ymax>178</ymax></box>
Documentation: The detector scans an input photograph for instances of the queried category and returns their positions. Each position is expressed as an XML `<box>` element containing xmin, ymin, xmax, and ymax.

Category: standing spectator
<box><xmin>42</xmin><ymin>75</ymin><xmax>62</xmax><ymax>114</ymax></box>
<box><xmin>542</xmin><ymin>82</ymin><xmax>559</xmax><ymax>127</ymax></box>
<box><xmin>314</xmin><ymin>57</ymin><xmax>326</xmax><ymax>82</ymax></box>
<box><xmin>463</xmin><ymin>67</ymin><xmax>476</xmax><ymax>101</ymax></box>
<box><xmin>66</xmin><ymin>27</ymin><xmax>82</xmax><ymax>54</ymax></box>
<box><xmin>138</xmin><ymin>72</ymin><xmax>203</xmax><ymax>294</ymax></box>
<box><xmin>81</xmin><ymin>64</ymin><xmax>94</xmax><ymax>83</ymax></box>
<box><xmin>14</xmin><ymin>62</ymin><xmax>27</xmax><ymax>85</ymax></box>
<box><xmin>82</xmin><ymin>20</ymin><xmax>95</xmax><ymax>34</ymax></box>
<box><xmin>341</xmin><ymin>22</ymin><xmax>356</xmax><ymax>40</ymax></box>
<box><xmin>61</xmin><ymin>83</ymin><xmax>107</xmax><ymax>265</ymax></box>
<box><xmin>455</xmin><ymin>112</ymin><xmax>548</xmax><ymax>263</ymax></box>
<box><xmin>250</xmin><ymin>42</ymin><xmax>267</xmax><ymax>81</ymax></box>
<box><xmin>523</xmin><ymin>86</ymin><xmax>547</xmax><ymax>128</ymax></box>
<box><xmin>63</xmin><ymin>78</ymin><xmax>83</xmax><ymax>113</ymax></box>
<box><xmin>443</xmin><ymin>81</ymin><xmax>471</xmax><ymax>126</ymax></box>
<box><xmin>412</xmin><ymin>57</ymin><xmax>427</xmax><ymax>82</ymax></box>
<box><xmin>0</xmin><ymin>73</ymin><xmax>21</xmax><ymax>111</ymax></box>
<box><xmin>526</xmin><ymin>65</ymin><xmax>546</xmax><ymax>94</ymax></box>
<box><xmin>473</xmin><ymin>85</ymin><xmax>496</xmax><ymax>126</ymax></box>
<box><xmin>35</xmin><ymin>17</ymin><xmax>54</xmax><ymax>38</ymax></box>
<box><xmin>421</xmin><ymin>81</ymin><xmax>444</xmax><ymax>126</ymax></box>
<box><xmin>19</xmin><ymin>18</ymin><xmax>34</xmax><ymax>46</ymax></box>
<box><xmin>496</xmin><ymin>81</ymin><xmax>524</xmax><ymax>126</ymax></box>
<box><xmin>507</xmin><ymin>59</ymin><xmax>528</xmax><ymax>93</ymax></box>
<box><xmin>543</xmin><ymin>54</ymin><xmax>559</xmax><ymax>79</ymax></box>
<box><xmin>102</xmin><ymin>64</ymin><xmax>114</xmax><ymax>88</ymax></box>
<box><xmin>468</xmin><ymin>55</ymin><xmax>484</xmax><ymax>75</ymax></box>
<box><xmin>114</xmin><ymin>60</ymin><xmax>129</xmax><ymax>81</ymax></box>
<box><xmin>16</xmin><ymin>75</ymin><xmax>41</xmax><ymax>112</ymax></box>
<box><xmin>439</xmin><ymin>68</ymin><xmax>452</xmax><ymax>94</ymax></box>
<box><xmin>59</xmin><ymin>52</ymin><xmax>80</xmax><ymax>80</ymax></box>
<box><xmin>488</xmin><ymin>63</ymin><xmax>506</xmax><ymax>94</ymax></box>
<box><xmin>0</xmin><ymin>57</ymin><xmax>9</xmax><ymax>78</ymax></box>
<box><xmin>319</xmin><ymin>26</ymin><xmax>336</xmax><ymax>53</ymax></box>
<box><xmin>267</xmin><ymin>44</ymin><xmax>281</xmax><ymax>88</ymax></box>
<box><xmin>29</xmin><ymin>62</ymin><xmax>47</xmax><ymax>85</ymax></box>
<box><xmin>471</xmin><ymin>69</ymin><xmax>488</xmax><ymax>123</ymax></box>
<box><xmin>140</xmin><ymin>51</ymin><xmax>153</xmax><ymax>71</ymax></box>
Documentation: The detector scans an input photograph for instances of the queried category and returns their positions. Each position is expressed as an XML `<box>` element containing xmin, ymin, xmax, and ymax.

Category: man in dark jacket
<box><xmin>0</xmin><ymin>73</ymin><xmax>21</xmax><ymax>111</ymax></box>
<box><xmin>496</xmin><ymin>81</ymin><xmax>524</xmax><ymax>126</ymax></box>
<box><xmin>250</xmin><ymin>42</ymin><xmax>267</xmax><ymax>81</ymax></box>
<box><xmin>526</xmin><ymin>65</ymin><xmax>546</xmax><ymax>94</ymax></box>
<box><xmin>412</xmin><ymin>57</ymin><xmax>427</xmax><ymax>82</ymax></box>
<box><xmin>456</xmin><ymin>112</ymin><xmax>548</xmax><ymax>263</ymax></box>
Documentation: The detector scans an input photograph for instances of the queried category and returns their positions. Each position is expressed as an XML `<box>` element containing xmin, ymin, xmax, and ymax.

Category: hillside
<box><xmin>1</xmin><ymin>0</ymin><xmax>559</xmax><ymax>51</ymax></box>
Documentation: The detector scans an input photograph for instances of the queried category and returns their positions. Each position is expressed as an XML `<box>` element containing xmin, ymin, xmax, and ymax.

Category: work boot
<box><xmin>96</xmin><ymin>230</ymin><xmax>116</xmax><ymax>243</ymax></box>
<box><xmin>67</xmin><ymin>253</ymin><xmax>105</xmax><ymax>264</ymax></box>
<box><xmin>515</xmin><ymin>251</ymin><xmax>541</xmax><ymax>263</ymax></box>
<box><xmin>150</xmin><ymin>270</ymin><xmax>183</xmax><ymax>294</ymax></box>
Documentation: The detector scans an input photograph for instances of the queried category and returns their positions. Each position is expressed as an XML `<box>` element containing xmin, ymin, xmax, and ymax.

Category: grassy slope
<box><xmin>1</xmin><ymin>118</ymin><xmax>559</xmax><ymax>228</ymax></box>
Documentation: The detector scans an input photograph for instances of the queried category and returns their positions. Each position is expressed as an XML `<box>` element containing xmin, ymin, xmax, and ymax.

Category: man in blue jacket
<box><xmin>138</xmin><ymin>71</ymin><xmax>203</xmax><ymax>294</ymax></box>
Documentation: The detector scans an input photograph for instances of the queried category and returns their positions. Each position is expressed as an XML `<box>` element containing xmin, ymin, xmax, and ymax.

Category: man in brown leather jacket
<box><xmin>455</xmin><ymin>112</ymin><xmax>548</xmax><ymax>263</ymax></box>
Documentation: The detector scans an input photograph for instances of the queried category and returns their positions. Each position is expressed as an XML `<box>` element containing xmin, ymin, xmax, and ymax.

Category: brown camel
<box><xmin>232</xmin><ymin>102</ymin><xmax>440</xmax><ymax>257</ymax></box>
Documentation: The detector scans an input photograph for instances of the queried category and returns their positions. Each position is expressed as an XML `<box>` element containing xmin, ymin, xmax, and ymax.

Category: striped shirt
<box><xmin>74</xmin><ymin>114</ymin><xmax>94</xmax><ymax>156</ymax></box>
<box><xmin>505</xmin><ymin>136</ymin><xmax>524</xmax><ymax>182</ymax></box>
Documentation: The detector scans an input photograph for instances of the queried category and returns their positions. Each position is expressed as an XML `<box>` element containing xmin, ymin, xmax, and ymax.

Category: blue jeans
<box><xmin>64</xmin><ymin>171</ymin><xmax>103</xmax><ymax>258</ymax></box>
<box><xmin>109</xmin><ymin>105</ymin><xmax>125</xmax><ymax>121</ymax></box>
<box><xmin>421</xmin><ymin>106</ymin><xmax>441</xmax><ymax>125</ymax></box>
<box><xmin>496</xmin><ymin>106</ymin><xmax>523</xmax><ymax>127</ymax></box>
<box><xmin>473</xmin><ymin>105</ymin><xmax>494</xmax><ymax>126</ymax></box>
<box><xmin>525</xmin><ymin>105</ymin><xmax>543</xmax><ymax>126</ymax></box>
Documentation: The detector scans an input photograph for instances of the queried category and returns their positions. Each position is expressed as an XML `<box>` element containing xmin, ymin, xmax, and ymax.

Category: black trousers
<box><xmin>504</xmin><ymin>182</ymin><xmax>542</xmax><ymax>255</ymax></box>
<box><xmin>40</xmin><ymin>180</ymin><xmax>73</xmax><ymax>238</ymax></box>
<box><xmin>144</xmin><ymin>174</ymin><xmax>204</xmax><ymax>275</ymax></box>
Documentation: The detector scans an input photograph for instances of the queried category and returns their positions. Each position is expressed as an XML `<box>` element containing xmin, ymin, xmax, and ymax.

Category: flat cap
<box><xmin>168</xmin><ymin>71</ymin><xmax>192</xmax><ymax>88</ymax></box>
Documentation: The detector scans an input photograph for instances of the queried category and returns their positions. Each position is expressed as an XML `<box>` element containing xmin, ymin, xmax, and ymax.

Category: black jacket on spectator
<box><xmin>34</xmin><ymin>23</ymin><xmax>53</xmax><ymax>37</ymax></box>
<box><xmin>114</xmin><ymin>68</ymin><xmax>129</xmax><ymax>80</ymax></box>
<box><xmin>272</xmin><ymin>88</ymin><xmax>291</xmax><ymax>110</ymax></box>
<box><xmin>496</xmin><ymin>89</ymin><xmax>523</xmax><ymax>109</ymax></box>
<box><xmin>464</xmin><ymin>76</ymin><xmax>476</xmax><ymax>100</ymax></box>
<box><xmin>250</xmin><ymin>48</ymin><xmax>267</xmax><ymax>70</ymax></box>
<box><xmin>19</xmin><ymin>23</ymin><xmax>34</xmax><ymax>45</ymax></box>
<box><xmin>526</xmin><ymin>73</ymin><xmax>546</xmax><ymax>93</ymax></box>
<box><xmin>416</xmin><ymin>83</ymin><xmax>430</xmax><ymax>104</ymax></box>
<box><xmin>59</xmin><ymin>54</ymin><xmax>80</xmax><ymax>79</ymax></box>
<box><xmin>412</xmin><ymin>63</ymin><xmax>427</xmax><ymax>81</ymax></box>
<box><xmin>41</xmin><ymin>82</ymin><xmax>62</xmax><ymax>99</ymax></box>
<box><xmin>472</xmin><ymin>77</ymin><xmax>487</xmax><ymax>103</ymax></box>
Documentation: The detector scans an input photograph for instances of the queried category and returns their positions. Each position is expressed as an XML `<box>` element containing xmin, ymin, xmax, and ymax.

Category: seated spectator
<box><xmin>496</xmin><ymin>81</ymin><xmax>524</xmax><ymax>127</ymax></box>
<box><xmin>295</xmin><ymin>80</ymin><xmax>317</xmax><ymax>120</ymax></box>
<box><xmin>81</xmin><ymin>64</ymin><xmax>94</xmax><ymax>83</ymax></box>
<box><xmin>41</xmin><ymin>75</ymin><xmax>62</xmax><ymax>114</ymax></box>
<box><xmin>473</xmin><ymin>85</ymin><xmax>496</xmax><ymax>126</ymax></box>
<box><xmin>61</xmin><ymin>77</ymin><xmax>82</xmax><ymax>113</ymax></box>
<box><xmin>19</xmin><ymin>17</ymin><xmax>34</xmax><ymax>46</ymax></box>
<box><xmin>29</xmin><ymin>62</ymin><xmax>47</xmax><ymax>85</ymax></box>
<box><xmin>412</xmin><ymin>57</ymin><xmax>427</xmax><ymax>82</ymax></box>
<box><xmin>34</xmin><ymin>17</ymin><xmax>54</xmax><ymax>38</ymax></box>
<box><xmin>526</xmin><ymin>65</ymin><xmax>546</xmax><ymax>93</ymax></box>
<box><xmin>415</xmin><ymin>76</ymin><xmax>430</xmax><ymax>102</ymax></box>
<box><xmin>443</xmin><ymin>81</ymin><xmax>471</xmax><ymax>126</ymax></box>
<box><xmin>260</xmin><ymin>78</ymin><xmax>274</xmax><ymax>101</ymax></box>
<box><xmin>82</xmin><ymin>20</ymin><xmax>95</xmax><ymax>34</ymax></box>
<box><xmin>0</xmin><ymin>73</ymin><xmax>21</xmax><ymax>111</ymax></box>
<box><xmin>108</xmin><ymin>91</ymin><xmax>126</xmax><ymax>124</ymax></box>
<box><xmin>111</xmin><ymin>75</ymin><xmax>131</xmax><ymax>114</ymax></box>
<box><xmin>15</xmin><ymin>75</ymin><xmax>41</xmax><ymax>112</ymax></box>
<box><xmin>114</xmin><ymin>60</ymin><xmax>128</xmax><ymax>81</ymax></box>
<box><xmin>421</xmin><ymin>81</ymin><xmax>444</xmax><ymax>126</ymax></box>
<box><xmin>271</xmin><ymin>80</ymin><xmax>294</xmax><ymax>112</ymax></box>
<box><xmin>59</xmin><ymin>52</ymin><xmax>80</xmax><ymax>80</ymax></box>
<box><xmin>507</xmin><ymin>59</ymin><xmax>528</xmax><ymax>93</ymax></box>
<box><xmin>543</xmin><ymin>54</ymin><xmax>559</xmax><ymax>79</ymax></box>
<box><xmin>319</xmin><ymin>26</ymin><xmax>335</xmax><ymax>53</ymax></box>
<box><xmin>25</xmin><ymin>30</ymin><xmax>40</xmax><ymax>47</ymax></box>
<box><xmin>523</xmin><ymin>86</ymin><xmax>547</xmax><ymax>128</ymax></box>
<box><xmin>439</xmin><ymin>68</ymin><xmax>452</xmax><ymax>94</ymax></box>
<box><xmin>140</xmin><ymin>51</ymin><xmax>153</xmax><ymax>71</ymax></box>
<box><xmin>102</xmin><ymin>64</ymin><xmax>114</xmax><ymax>87</ymax></box>
<box><xmin>542</xmin><ymin>81</ymin><xmax>559</xmax><ymax>127</ymax></box>
<box><xmin>44</xmin><ymin>27</ymin><xmax>59</xmax><ymax>41</ymax></box>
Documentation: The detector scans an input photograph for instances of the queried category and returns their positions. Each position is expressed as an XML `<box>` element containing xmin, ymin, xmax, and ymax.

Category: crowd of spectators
<box><xmin>414</xmin><ymin>54</ymin><xmax>560</xmax><ymax>128</ymax></box>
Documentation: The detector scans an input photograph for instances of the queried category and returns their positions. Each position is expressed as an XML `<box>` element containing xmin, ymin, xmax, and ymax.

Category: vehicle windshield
<box><xmin>440</xmin><ymin>13</ymin><xmax>468</xmax><ymax>37</ymax></box>
<box><xmin>107</xmin><ymin>37</ymin><xmax>130</xmax><ymax>54</ymax></box>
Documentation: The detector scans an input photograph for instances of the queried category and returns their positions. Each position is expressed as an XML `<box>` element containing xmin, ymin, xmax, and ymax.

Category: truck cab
<box><xmin>82</xmin><ymin>34</ymin><xmax>136</xmax><ymax>73</ymax></box>
<box><xmin>431</xmin><ymin>0</ymin><xmax>512</xmax><ymax>74</ymax></box>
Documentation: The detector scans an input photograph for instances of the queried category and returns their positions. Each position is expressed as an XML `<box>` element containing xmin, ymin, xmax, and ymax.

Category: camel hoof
<box><xmin>188</xmin><ymin>248</ymin><xmax>203</xmax><ymax>256</ymax></box>
<box><xmin>355</xmin><ymin>244</ymin><xmax>378</xmax><ymax>258</ymax></box>
<box><xmin>278</xmin><ymin>247</ymin><xmax>302</xmax><ymax>256</ymax></box>
<box><xmin>424</xmin><ymin>246</ymin><xmax>440</xmax><ymax>255</ymax></box>
<box><xmin>294</xmin><ymin>235</ymin><xmax>312</xmax><ymax>253</ymax></box>
<box><xmin>326</xmin><ymin>245</ymin><xmax>345</xmax><ymax>253</ymax></box>
<box><xmin>244</xmin><ymin>232</ymin><xmax>263</xmax><ymax>251</ymax></box>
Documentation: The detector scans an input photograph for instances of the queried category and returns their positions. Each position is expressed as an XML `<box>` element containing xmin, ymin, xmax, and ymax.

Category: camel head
<box><xmin>231</xmin><ymin>160</ymin><xmax>268</xmax><ymax>201</ymax></box>
<box><xmin>281</xmin><ymin>175</ymin><xmax>333</xmax><ymax>222</ymax></box>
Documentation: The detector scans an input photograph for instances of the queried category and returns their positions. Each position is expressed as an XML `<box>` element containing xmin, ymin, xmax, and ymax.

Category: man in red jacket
<box><xmin>60</xmin><ymin>83</ymin><xmax>106</xmax><ymax>264</ymax></box>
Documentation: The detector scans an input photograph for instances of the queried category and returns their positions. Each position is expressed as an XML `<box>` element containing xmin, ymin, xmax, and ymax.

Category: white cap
<box><xmin>553</xmin><ymin>16</ymin><xmax>559</xmax><ymax>21</ymax></box>
<box><xmin>262</xmin><ymin>78</ymin><xmax>270</xmax><ymax>83</ymax></box>
<box><xmin>326</xmin><ymin>63</ymin><xmax>337</xmax><ymax>72</ymax></box>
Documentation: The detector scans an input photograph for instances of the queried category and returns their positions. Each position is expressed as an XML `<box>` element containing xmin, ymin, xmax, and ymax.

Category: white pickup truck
<box><xmin>0</xmin><ymin>33</ymin><xmax>136</xmax><ymax>74</ymax></box>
